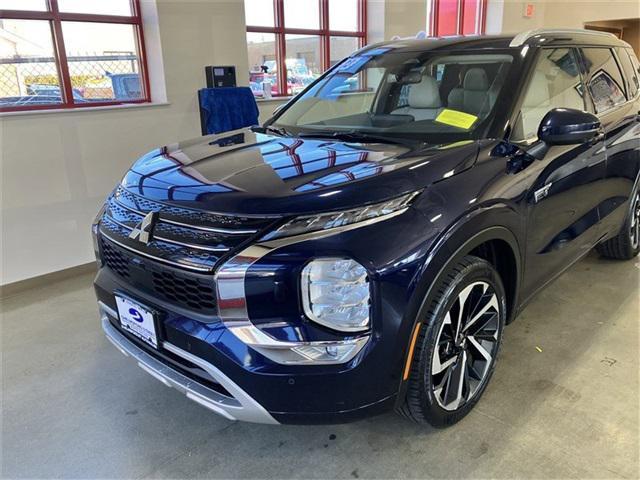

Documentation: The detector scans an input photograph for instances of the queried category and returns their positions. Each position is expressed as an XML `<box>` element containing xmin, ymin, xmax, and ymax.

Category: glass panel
<box><xmin>330</xmin><ymin>37</ymin><xmax>359</xmax><ymax>67</ymax></box>
<box><xmin>0</xmin><ymin>0</ymin><xmax>47</xmax><ymax>11</ymax></box>
<box><xmin>616</xmin><ymin>47</ymin><xmax>639</xmax><ymax>98</ymax></box>
<box><xmin>247</xmin><ymin>32</ymin><xmax>279</xmax><ymax>98</ymax></box>
<box><xmin>275</xmin><ymin>51</ymin><xmax>514</xmax><ymax>142</ymax></box>
<box><xmin>617</xmin><ymin>48</ymin><xmax>639</xmax><ymax>98</ymax></box>
<box><xmin>285</xmin><ymin>34</ymin><xmax>321</xmax><ymax>95</ymax></box>
<box><xmin>624</xmin><ymin>49</ymin><xmax>640</xmax><ymax>97</ymax></box>
<box><xmin>244</xmin><ymin>0</ymin><xmax>275</xmax><ymax>28</ymax></box>
<box><xmin>0</xmin><ymin>20</ymin><xmax>62</xmax><ymax>108</ymax></box>
<box><xmin>461</xmin><ymin>0</ymin><xmax>479</xmax><ymax>34</ymax></box>
<box><xmin>582</xmin><ymin>47</ymin><xmax>627</xmax><ymax>113</ymax></box>
<box><xmin>61</xmin><ymin>22</ymin><xmax>144</xmax><ymax>103</ymax></box>
<box><xmin>513</xmin><ymin>48</ymin><xmax>584</xmax><ymax>141</ymax></box>
<box><xmin>57</xmin><ymin>0</ymin><xmax>133</xmax><ymax>16</ymax></box>
<box><xmin>329</xmin><ymin>0</ymin><xmax>359</xmax><ymax>32</ymax></box>
<box><xmin>436</xmin><ymin>0</ymin><xmax>459</xmax><ymax>36</ymax></box>
<box><xmin>283</xmin><ymin>0</ymin><xmax>319</xmax><ymax>30</ymax></box>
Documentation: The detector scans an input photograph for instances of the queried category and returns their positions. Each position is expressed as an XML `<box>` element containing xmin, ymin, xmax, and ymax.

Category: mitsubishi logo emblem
<box><xmin>129</xmin><ymin>212</ymin><xmax>158</xmax><ymax>245</ymax></box>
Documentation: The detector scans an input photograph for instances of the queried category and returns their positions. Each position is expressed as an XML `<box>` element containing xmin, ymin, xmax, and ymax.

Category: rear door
<box><xmin>510</xmin><ymin>47</ymin><xmax>608</xmax><ymax>298</ymax></box>
<box><xmin>580</xmin><ymin>46</ymin><xmax>640</xmax><ymax>238</ymax></box>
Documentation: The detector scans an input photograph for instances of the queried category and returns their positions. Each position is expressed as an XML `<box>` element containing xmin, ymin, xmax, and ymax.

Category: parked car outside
<box><xmin>93</xmin><ymin>30</ymin><xmax>640</xmax><ymax>426</ymax></box>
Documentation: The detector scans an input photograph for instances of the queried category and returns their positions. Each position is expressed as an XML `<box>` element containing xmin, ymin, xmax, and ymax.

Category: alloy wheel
<box><xmin>431</xmin><ymin>281</ymin><xmax>501</xmax><ymax>411</ymax></box>
<box><xmin>630</xmin><ymin>191</ymin><xmax>640</xmax><ymax>250</ymax></box>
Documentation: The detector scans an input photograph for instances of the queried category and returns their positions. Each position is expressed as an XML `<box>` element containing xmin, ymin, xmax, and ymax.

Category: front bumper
<box><xmin>93</xmin><ymin>202</ymin><xmax>427</xmax><ymax>423</ymax></box>
<box><xmin>99</xmin><ymin>302</ymin><xmax>278</xmax><ymax>424</ymax></box>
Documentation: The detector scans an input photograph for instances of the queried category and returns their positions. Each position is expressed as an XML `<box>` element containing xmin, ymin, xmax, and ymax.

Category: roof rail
<box><xmin>509</xmin><ymin>28</ymin><xmax>616</xmax><ymax>47</ymax></box>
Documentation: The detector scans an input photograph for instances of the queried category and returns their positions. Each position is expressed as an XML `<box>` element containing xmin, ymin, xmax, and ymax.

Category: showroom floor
<box><xmin>2</xmin><ymin>251</ymin><xmax>638</xmax><ymax>479</ymax></box>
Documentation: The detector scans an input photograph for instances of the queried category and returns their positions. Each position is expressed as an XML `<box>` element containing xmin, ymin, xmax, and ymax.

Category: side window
<box><xmin>617</xmin><ymin>48</ymin><xmax>639</xmax><ymax>98</ymax></box>
<box><xmin>512</xmin><ymin>48</ymin><xmax>585</xmax><ymax>142</ymax></box>
<box><xmin>581</xmin><ymin>48</ymin><xmax>627</xmax><ymax>113</ymax></box>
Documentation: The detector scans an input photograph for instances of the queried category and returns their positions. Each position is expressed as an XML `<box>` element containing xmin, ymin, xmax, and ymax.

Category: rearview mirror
<box><xmin>528</xmin><ymin>108</ymin><xmax>601</xmax><ymax>160</ymax></box>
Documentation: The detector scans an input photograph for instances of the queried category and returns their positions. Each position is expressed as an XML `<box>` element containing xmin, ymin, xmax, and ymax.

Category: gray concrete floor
<box><xmin>2</xmin><ymin>252</ymin><xmax>639</xmax><ymax>479</ymax></box>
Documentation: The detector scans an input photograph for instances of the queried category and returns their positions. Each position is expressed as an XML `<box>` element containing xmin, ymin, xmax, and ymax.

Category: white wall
<box><xmin>492</xmin><ymin>0</ymin><xmax>640</xmax><ymax>38</ymax></box>
<box><xmin>384</xmin><ymin>0</ymin><xmax>428</xmax><ymax>38</ymax></box>
<box><xmin>1</xmin><ymin>0</ymin><xmax>252</xmax><ymax>285</ymax></box>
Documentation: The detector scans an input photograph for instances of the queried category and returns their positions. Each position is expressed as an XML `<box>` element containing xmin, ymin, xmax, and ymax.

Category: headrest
<box><xmin>523</xmin><ymin>71</ymin><xmax>550</xmax><ymax>108</ymax></box>
<box><xmin>463</xmin><ymin>68</ymin><xmax>489</xmax><ymax>91</ymax></box>
<box><xmin>408</xmin><ymin>75</ymin><xmax>442</xmax><ymax>109</ymax></box>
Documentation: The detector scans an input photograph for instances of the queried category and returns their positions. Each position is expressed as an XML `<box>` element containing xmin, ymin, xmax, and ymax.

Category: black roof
<box><xmin>361</xmin><ymin>29</ymin><xmax>630</xmax><ymax>54</ymax></box>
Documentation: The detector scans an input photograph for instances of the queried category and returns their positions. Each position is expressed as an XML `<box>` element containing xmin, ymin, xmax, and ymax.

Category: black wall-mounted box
<box><xmin>205</xmin><ymin>65</ymin><xmax>237</xmax><ymax>88</ymax></box>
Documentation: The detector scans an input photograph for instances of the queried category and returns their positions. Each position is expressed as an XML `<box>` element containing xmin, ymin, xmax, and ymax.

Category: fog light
<box><xmin>301</xmin><ymin>258</ymin><xmax>370</xmax><ymax>332</ymax></box>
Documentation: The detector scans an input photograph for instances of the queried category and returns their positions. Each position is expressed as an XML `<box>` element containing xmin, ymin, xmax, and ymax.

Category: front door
<box><xmin>509</xmin><ymin>47</ymin><xmax>608</xmax><ymax>298</ymax></box>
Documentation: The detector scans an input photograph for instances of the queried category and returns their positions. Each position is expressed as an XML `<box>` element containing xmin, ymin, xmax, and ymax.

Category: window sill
<box><xmin>256</xmin><ymin>96</ymin><xmax>293</xmax><ymax>103</ymax></box>
<box><xmin>0</xmin><ymin>101</ymin><xmax>171</xmax><ymax>118</ymax></box>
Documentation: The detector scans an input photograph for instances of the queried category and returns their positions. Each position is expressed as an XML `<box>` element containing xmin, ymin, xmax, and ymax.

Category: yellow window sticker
<box><xmin>434</xmin><ymin>109</ymin><xmax>478</xmax><ymax>130</ymax></box>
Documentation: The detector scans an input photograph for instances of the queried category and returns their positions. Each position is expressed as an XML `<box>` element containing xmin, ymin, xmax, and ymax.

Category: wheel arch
<box><xmin>394</xmin><ymin>206</ymin><xmax>523</xmax><ymax>408</ymax></box>
<box><xmin>412</xmin><ymin>208</ymin><xmax>523</xmax><ymax>327</ymax></box>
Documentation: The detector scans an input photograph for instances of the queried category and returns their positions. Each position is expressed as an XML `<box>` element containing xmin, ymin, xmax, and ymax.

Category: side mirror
<box><xmin>528</xmin><ymin>108</ymin><xmax>601</xmax><ymax>160</ymax></box>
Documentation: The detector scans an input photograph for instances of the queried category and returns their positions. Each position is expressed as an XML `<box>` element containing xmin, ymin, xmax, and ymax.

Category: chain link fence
<box><xmin>0</xmin><ymin>53</ymin><xmax>143</xmax><ymax>107</ymax></box>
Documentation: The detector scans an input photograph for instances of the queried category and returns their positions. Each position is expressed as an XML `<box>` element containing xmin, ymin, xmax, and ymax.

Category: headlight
<box><xmin>301</xmin><ymin>258</ymin><xmax>370</xmax><ymax>332</ymax></box>
<box><xmin>264</xmin><ymin>191</ymin><xmax>420</xmax><ymax>240</ymax></box>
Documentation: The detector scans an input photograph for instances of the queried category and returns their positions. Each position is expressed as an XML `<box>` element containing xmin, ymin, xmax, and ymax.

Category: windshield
<box><xmin>273</xmin><ymin>49</ymin><xmax>515</xmax><ymax>143</ymax></box>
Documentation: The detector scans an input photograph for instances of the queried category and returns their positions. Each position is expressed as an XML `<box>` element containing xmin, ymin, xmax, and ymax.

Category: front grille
<box><xmin>98</xmin><ymin>186</ymin><xmax>280</xmax><ymax>314</ymax></box>
<box><xmin>114</xmin><ymin>187</ymin><xmax>271</xmax><ymax>232</ymax></box>
<box><xmin>99</xmin><ymin>186</ymin><xmax>279</xmax><ymax>271</ymax></box>
<box><xmin>101</xmin><ymin>238</ymin><xmax>218</xmax><ymax>312</ymax></box>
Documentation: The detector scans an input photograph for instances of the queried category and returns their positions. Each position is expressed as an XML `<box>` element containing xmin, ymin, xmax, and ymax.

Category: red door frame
<box><xmin>430</xmin><ymin>0</ymin><xmax>487</xmax><ymax>37</ymax></box>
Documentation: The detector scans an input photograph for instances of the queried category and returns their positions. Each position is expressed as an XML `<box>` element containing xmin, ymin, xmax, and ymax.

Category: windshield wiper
<box><xmin>251</xmin><ymin>125</ymin><xmax>292</xmax><ymax>137</ymax></box>
<box><xmin>298</xmin><ymin>130</ymin><xmax>414</xmax><ymax>146</ymax></box>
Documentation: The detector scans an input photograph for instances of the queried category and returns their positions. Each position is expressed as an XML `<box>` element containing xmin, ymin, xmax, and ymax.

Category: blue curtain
<box><xmin>199</xmin><ymin>87</ymin><xmax>260</xmax><ymax>135</ymax></box>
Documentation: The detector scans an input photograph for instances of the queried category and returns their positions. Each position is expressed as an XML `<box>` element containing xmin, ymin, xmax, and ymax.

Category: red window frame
<box><xmin>246</xmin><ymin>0</ymin><xmax>367</xmax><ymax>97</ymax></box>
<box><xmin>0</xmin><ymin>0</ymin><xmax>151</xmax><ymax>113</ymax></box>
<box><xmin>429</xmin><ymin>0</ymin><xmax>487</xmax><ymax>36</ymax></box>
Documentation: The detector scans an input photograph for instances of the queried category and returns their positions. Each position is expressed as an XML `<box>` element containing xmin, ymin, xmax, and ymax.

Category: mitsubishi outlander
<box><xmin>93</xmin><ymin>30</ymin><xmax>640</xmax><ymax>426</ymax></box>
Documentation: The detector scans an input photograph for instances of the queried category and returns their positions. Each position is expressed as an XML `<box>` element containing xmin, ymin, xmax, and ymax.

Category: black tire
<box><xmin>398</xmin><ymin>255</ymin><xmax>507</xmax><ymax>428</ymax></box>
<box><xmin>596</xmin><ymin>188</ymin><xmax>640</xmax><ymax>261</ymax></box>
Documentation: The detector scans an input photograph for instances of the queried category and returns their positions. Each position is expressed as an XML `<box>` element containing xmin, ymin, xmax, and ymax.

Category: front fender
<box><xmin>393</xmin><ymin>203</ymin><xmax>523</xmax><ymax>408</ymax></box>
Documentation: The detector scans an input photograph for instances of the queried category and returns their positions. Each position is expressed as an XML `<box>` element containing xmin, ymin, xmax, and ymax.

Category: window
<box><xmin>512</xmin><ymin>48</ymin><xmax>585</xmax><ymax>142</ymax></box>
<box><xmin>244</xmin><ymin>0</ymin><xmax>366</xmax><ymax>98</ymax></box>
<box><xmin>427</xmin><ymin>0</ymin><xmax>486</xmax><ymax>36</ymax></box>
<box><xmin>274</xmin><ymin>50</ymin><xmax>514</xmax><ymax>143</ymax></box>
<box><xmin>0</xmin><ymin>0</ymin><xmax>150</xmax><ymax>112</ymax></box>
<box><xmin>616</xmin><ymin>47</ymin><xmax>639</xmax><ymax>99</ymax></box>
<box><xmin>581</xmin><ymin>48</ymin><xmax>627</xmax><ymax>114</ymax></box>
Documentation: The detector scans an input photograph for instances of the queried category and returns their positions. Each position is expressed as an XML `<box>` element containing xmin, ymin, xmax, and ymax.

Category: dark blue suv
<box><xmin>93</xmin><ymin>30</ymin><xmax>640</xmax><ymax>426</ymax></box>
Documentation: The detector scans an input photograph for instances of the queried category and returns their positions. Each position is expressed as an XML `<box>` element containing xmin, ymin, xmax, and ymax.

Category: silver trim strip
<box><xmin>214</xmin><ymin>207</ymin><xmax>408</xmax><ymax>322</ymax></box>
<box><xmin>112</xmin><ymin>197</ymin><xmax>260</xmax><ymax>235</ymax></box>
<box><xmin>212</xmin><ymin>208</ymin><xmax>410</xmax><ymax>364</ymax></box>
<box><xmin>100</xmin><ymin>231</ymin><xmax>212</xmax><ymax>272</ymax></box>
<box><xmin>104</xmin><ymin>214</ymin><xmax>230</xmax><ymax>253</ymax></box>
<box><xmin>99</xmin><ymin>305</ymin><xmax>278</xmax><ymax>424</ymax></box>
<box><xmin>225</xmin><ymin>322</ymin><xmax>369</xmax><ymax>365</ymax></box>
<box><xmin>509</xmin><ymin>28</ymin><xmax>616</xmax><ymax>47</ymax></box>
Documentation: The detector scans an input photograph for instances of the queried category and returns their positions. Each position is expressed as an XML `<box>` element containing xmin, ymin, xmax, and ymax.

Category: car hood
<box><xmin>120</xmin><ymin>129</ymin><xmax>479</xmax><ymax>216</ymax></box>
